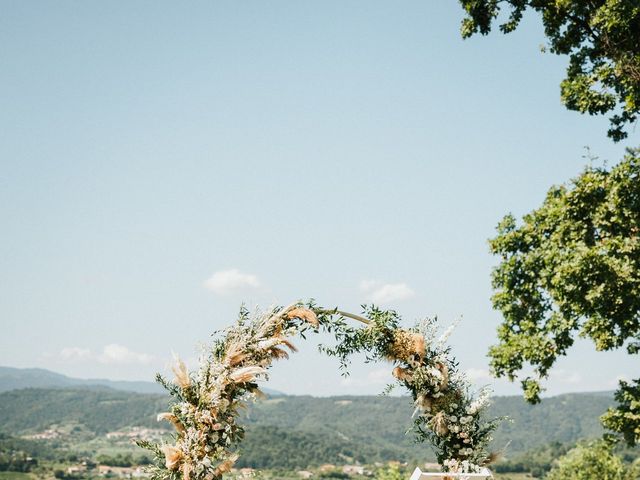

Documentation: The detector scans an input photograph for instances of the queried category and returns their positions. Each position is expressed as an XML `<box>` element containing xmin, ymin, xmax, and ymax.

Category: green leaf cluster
<box><xmin>546</xmin><ymin>440</ymin><xmax>637</xmax><ymax>480</ymax></box>
<box><xmin>488</xmin><ymin>149</ymin><xmax>640</xmax><ymax>444</ymax></box>
<box><xmin>602</xmin><ymin>378</ymin><xmax>640</xmax><ymax>447</ymax></box>
<box><xmin>459</xmin><ymin>0</ymin><xmax>640</xmax><ymax>141</ymax></box>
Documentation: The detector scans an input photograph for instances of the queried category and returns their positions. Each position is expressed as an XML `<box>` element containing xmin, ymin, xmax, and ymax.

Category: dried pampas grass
<box><xmin>160</xmin><ymin>444</ymin><xmax>182</xmax><ymax>470</ymax></box>
<box><xmin>157</xmin><ymin>413</ymin><xmax>185</xmax><ymax>434</ymax></box>
<box><xmin>172</xmin><ymin>356</ymin><xmax>191</xmax><ymax>389</ymax></box>
<box><xmin>229</xmin><ymin>366</ymin><xmax>266</xmax><ymax>383</ymax></box>
<box><xmin>287</xmin><ymin>307</ymin><xmax>319</xmax><ymax>327</ymax></box>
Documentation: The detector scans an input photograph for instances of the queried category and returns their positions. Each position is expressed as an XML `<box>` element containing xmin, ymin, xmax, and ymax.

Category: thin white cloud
<box><xmin>550</xmin><ymin>369</ymin><xmax>582</xmax><ymax>385</ymax></box>
<box><xmin>59</xmin><ymin>347</ymin><xmax>92</xmax><ymax>361</ymax></box>
<box><xmin>360</xmin><ymin>280</ymin><xmax>415</xmax><ymax>304</ymax></box>
<box><xmin>58</xmin><ymin>344</ymin><xmax>153</xmax><ymax>365</ymax></box>
<box><xmin>608</xmin><ymin>374</ymin><xmax>630</xmax><ymax>388</ymax></box>
<box><xmin>204</xmin><ymin>269</ymin><xmax>261</xmax><ymax>295</ymax></box>
<box><xmin>99</xmin><ymin>344</ymin><xmax>153</xmax><ymax>365</ymax></box>
<box><xmin>465</xmin><ymin>368</ymin><xmax>493</xmax><ymax>383</ymax></box>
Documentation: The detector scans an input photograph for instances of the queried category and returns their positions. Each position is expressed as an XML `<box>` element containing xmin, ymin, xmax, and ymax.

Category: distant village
<box><xmin>21</xmin><ymin>427</ymin><xmax>425</xmax><ymax>479</ymax></box>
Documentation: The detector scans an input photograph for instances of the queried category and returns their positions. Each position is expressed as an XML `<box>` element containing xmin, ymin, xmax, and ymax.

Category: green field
<box><xmin>0</xmin><ymin>473</ymin><xmax>34</xmax><ymax>480</ymax></box>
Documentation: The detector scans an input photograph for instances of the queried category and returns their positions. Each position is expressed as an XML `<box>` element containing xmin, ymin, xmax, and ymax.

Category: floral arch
<box><xmin>138</xmin><ymin>302</ymin><xmax>501</xmax><ymax>480</ymax></box>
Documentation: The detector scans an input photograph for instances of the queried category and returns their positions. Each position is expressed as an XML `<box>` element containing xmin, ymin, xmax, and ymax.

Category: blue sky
<box><xmin>1</xmin><ymin>1</ymin><xmax>635</xmax><ymax>397</ymax></box>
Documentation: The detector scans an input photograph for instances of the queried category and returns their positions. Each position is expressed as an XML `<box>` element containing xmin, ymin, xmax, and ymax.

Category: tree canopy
<box><xmin>488</xmin><ymin>148</ymin><xmax>640</xmax><ymax>444</ymax></box>
<box><xmin>459</xmin><ymin>0</ymin><xmax>640</xmax><ymax>141</ymax></box>
<box><xmin>546</xmin><ymin>441</ymin><xmax>637</xmax><ymax>480</ymax></box>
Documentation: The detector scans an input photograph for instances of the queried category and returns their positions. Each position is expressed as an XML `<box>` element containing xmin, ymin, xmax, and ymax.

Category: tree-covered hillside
<box><xmin>0</xmin><ymin>388</ymin><xmax>169</xmax><ymax>434</ymax></box>
<box><xmin>0</xmin><ymin>387</ymin><xmax>617</xmax><ymax>468</ymax></box>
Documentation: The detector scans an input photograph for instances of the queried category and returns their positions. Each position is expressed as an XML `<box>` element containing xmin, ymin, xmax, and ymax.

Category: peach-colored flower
<box><xmin>431</xmin><ymin>411</ymin><xmax>449</xmax><ymax>436</ymax></box>
<box><xmin>392</xmin><ymin>366</ymin><xmax>413</xmax><ymax>382</ymax></box>
<box><xmin>182</xmin><ymin>462</ymin><xmax>192</xmax><ymax>480</ymax></box>
<box><xmin>160</xmin><ymin>444</ymin><xmax>182</xmax><ymax>470</ymax></box>
<box><xmin>436</xmin><ymin>361</ymin><xmax>449</xmax><ymax>390</ymax></box>
<box><xmin>415</xmin><ymin>393</ymin><xmax>433</xmax><ymax>412</ymax></box>
<box><xmin>411</xmin><ymin>333</ymin><xmax>425</xmax><ymax>359</ymax></box>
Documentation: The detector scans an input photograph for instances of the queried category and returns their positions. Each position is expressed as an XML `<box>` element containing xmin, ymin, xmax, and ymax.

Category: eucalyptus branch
<box><xmin>317</xmin><ymin>309</ymin><xmax>371</xmax><ymax>325</ymax></box>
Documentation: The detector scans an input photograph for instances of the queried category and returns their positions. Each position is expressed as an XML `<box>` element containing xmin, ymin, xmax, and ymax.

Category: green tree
<box><xmin>488</xmin><ymin>149</ymin><xmax>640</xmax><ymax>445</ymax></box>
<box><xmin>546</xmin><ymin>441</ymin><xmax>633</xmax><ymax>480</ymax></box>
<box><xmin>602</xmin><ymin>379</ymin><xmax>640</xmax><ymax>447</ymax></box>
<box><xmin>458</xmin><ymin>0</ymin><xmax>640</xmax><ymax>141</ymax></box>
<box><xmin>375</xmin><ymin>464</ymin><xmax>404</xmax><ymax>480</ymax></box>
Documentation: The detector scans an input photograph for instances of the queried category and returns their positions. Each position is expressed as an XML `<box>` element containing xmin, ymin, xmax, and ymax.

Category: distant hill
<box><xmin>0</xmin><ymin>386</ymin><xmax>616</xmax><ymax>468</ymax></box>
<box><xmin>238</xmin><ymin>393</ymin><xmax>614</xmax><ymax>467</ymax></box>
<box><xmin>0</xmin><ymin>366</ymin><xmax>165</xmax><ymax>394</ymax></box>
<box><xmin>0</xmin><ymin>366</ymin><xmax>284</xmax><ymax>396</ymax></box>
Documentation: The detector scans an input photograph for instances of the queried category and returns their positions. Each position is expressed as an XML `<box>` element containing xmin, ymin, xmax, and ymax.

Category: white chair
<box><xmin>409</xmin><ymin>467</ymin><xmax>493</xmax><ymax>480</ymax></box>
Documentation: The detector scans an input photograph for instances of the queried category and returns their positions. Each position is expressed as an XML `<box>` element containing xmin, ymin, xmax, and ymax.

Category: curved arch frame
<box><xmin>138</xmin><ymin>302</ymin><xmax>501</xmax><ymax>480</ymax></box>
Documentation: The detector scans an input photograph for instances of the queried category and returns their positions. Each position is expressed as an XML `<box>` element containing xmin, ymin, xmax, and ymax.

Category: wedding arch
<box><xmin>137</xmin><ymin>302</ymin><xmax>501</xmax><ymax>480</ymax></box>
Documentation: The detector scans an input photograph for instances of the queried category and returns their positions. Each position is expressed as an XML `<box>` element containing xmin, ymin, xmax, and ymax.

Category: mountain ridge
<box><xmin>0</xmin><ymin>366</ymin><xmax>284</xmax><ymax>396</ymax></box>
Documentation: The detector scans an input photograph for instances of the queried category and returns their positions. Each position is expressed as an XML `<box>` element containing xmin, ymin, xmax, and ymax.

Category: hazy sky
<box><xmin>1</xmin><ymin>1</ymin><xmax>635</xmax><ymax>397</ymax></box>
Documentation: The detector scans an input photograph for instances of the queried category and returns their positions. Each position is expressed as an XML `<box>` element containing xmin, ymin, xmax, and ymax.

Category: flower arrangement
<box><xmin>137</xmin><ymin>302</ymin><xmax>501</xmax><ymax>479</ymax></box>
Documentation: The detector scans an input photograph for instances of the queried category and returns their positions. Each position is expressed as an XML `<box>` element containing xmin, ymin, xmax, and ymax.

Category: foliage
<box><xmin>458</xmin><ymin>0</ymin><xmax>640</xmax><ymax>141</ymax></box>
<box><xmin>374</xmin><ymin>464</ymin><xmax>405</xmax><ymax>480</ymax></box>
<box><xmin>0</xmin><ymin>387</ymin><xmax>625</xmax><ymax>467</ymax></box>
<box><xmin>493</xmin><ymin>443</ymin><xmax>568</xmax><ymax>478</ymax></box>
<box><xmin>602</xmin><ymin>378</ymin><xmax>640</xmax><ymax>447</ymax></box>
<box><xmin>138</xmin><ymin>303</ymin><xmax>501</xmax><ymax>479</ymax></box>
<box><xmin>487</xmin><ymin>150</ymin><xmax>640</xmax><ymax>444</ymax></box>
<box><xmin>137</xmin><ymin>304</ymin><xmax>331</xmax><ymax>480</ymax></box>
<box><xmin>95</xmin><ymin>452</ymin><xmax>151</xmax><ymax>467</ymax></box>
<box><xmin>320</xmin><ymin>306</ymin><xmax>501</xmax><ymax>472</ymax></box>
<box><xmin>0</xmin><ymin>388</ymin><xmax>169</xmax><ymax>434</ymax></box>
<box><xmin>545</xmin><ymin>440</ymin><xmax>635</xmax><ymax>480</ymax></box>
